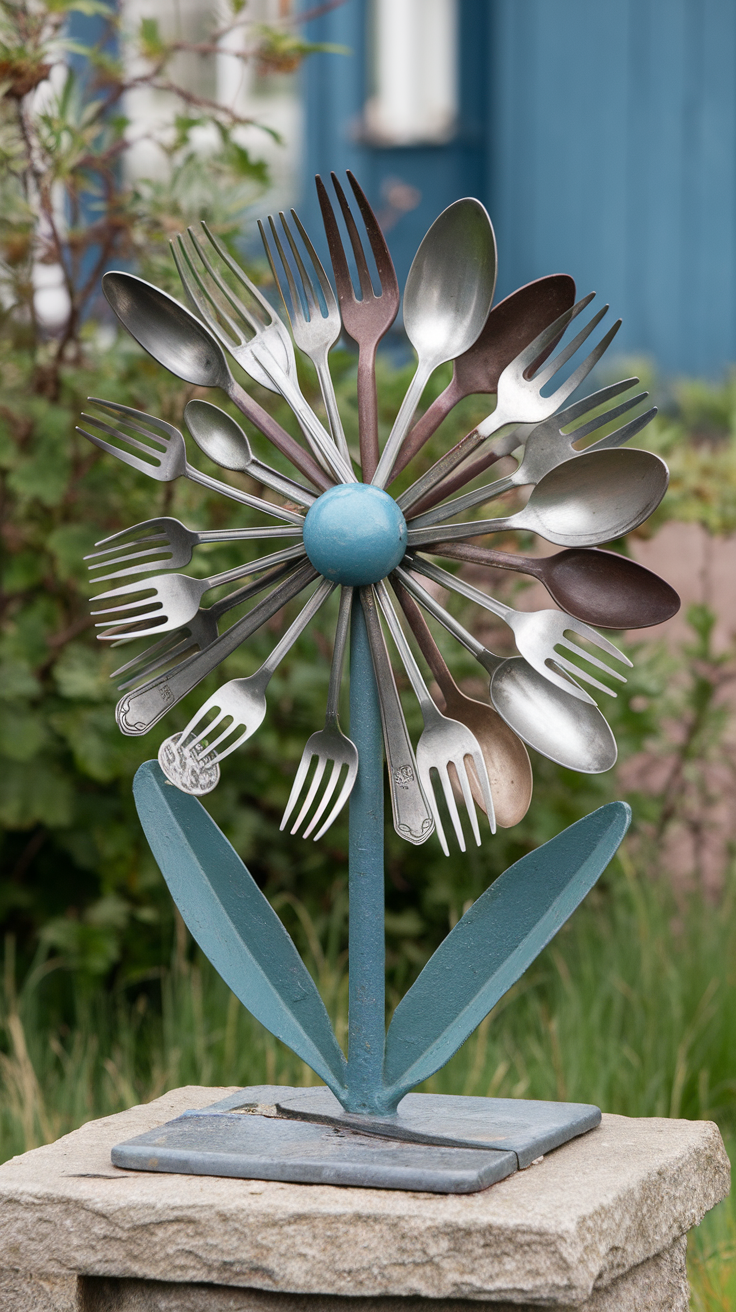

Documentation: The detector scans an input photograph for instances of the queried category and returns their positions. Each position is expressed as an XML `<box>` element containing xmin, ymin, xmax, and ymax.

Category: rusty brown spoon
<box><xmin>427</xmin><ymin>542</ymin><xmax>680</xmax><ymax>630</ymax></box>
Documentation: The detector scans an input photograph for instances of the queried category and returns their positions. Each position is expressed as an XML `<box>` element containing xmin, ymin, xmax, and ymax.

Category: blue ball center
<box><xmin>303</xmin><ymin>483</ymin><xmax>407</xmax><ymax>586</ymax></box>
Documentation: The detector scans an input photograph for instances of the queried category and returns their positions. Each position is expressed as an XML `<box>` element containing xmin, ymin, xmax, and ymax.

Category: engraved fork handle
<box><xmin>359</xmin><ymin>587</ymin><xmax>434</xmax><ymax>846</ymax></box>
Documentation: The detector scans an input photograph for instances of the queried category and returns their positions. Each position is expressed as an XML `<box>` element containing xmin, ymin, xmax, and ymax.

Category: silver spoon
<box><xmin>101</xmin><ymin>270</ymin><xmax>333</xmax><ymax>493</ymax></box>
<box><xmin>372</xmin><ymin>199</ymin><xmax>497</xmax><ymax>487</ymax></box>
<box><xmin>395</xmin><ymin>566</ymin><xmax>617</xmax><ymax>774</ymax></box>
<box><xmin>407</xmin><ymin>448</ymin><xmax>669</xmax><ymax>549</ymax></box>
<box><xmin>184</xmin><ymin>401</ymin><xmax>316</xmax><ymax>509</ymax></box>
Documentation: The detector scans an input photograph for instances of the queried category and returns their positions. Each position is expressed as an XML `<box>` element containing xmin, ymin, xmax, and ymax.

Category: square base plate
<box><xmin>111</xmin><ymin>1086</ymin><xmax>600</xmax><ymax>1195</ymax></box>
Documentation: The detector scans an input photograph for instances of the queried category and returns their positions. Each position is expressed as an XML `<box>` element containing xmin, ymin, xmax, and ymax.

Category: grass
<box><xmin>0</xmin><ymin>843</ymin><xmax>733</xmax><ymax>1307</ymax></box>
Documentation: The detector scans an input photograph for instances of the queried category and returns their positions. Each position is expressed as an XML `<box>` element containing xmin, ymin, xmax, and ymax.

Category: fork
<box><xmin>172</xmin><ymin>223</ymin><xmax>355</xmax><ymax>486</ymax></box>
<box><xmin>409</xmin><ymin>556</ymin><xmax>631</xmax><ymax>703</ymax></box>
<box><xmin>259</xmin><ymin>210</ymin><xmax>351</xmax><ymax>468</ymax></box>
<box><xmin>316</xmin><ymin>171</ymin><xmax>400</xmax><ymax>481</ymax></box>
<box><xmin>280</xmin><ymin>586</ymin><xmax>358</xmax><ymax>840</ymax></box>
<box><xmin>110</xmin><ymin>559</ymin><xmax>300</xmax><ymax>690</ymax></box>
<box><xmin>406</xmin><ymin>381</ymin><xmax>656</xmax><ymax>527</ymax></box>
<box><xmin>85</xmin><ymin>517</ymin><xmax>302</xmax><ymax>583</ymax></box>
<box><xmin>375</xmin><ymin>581</ymin><xmax>495</xmax><ymax>855</ymax></box>
<box><xmin>384</xmin><ymin>294</ymin><xmax>619</xmax><ymax>502</ymax></box>
<box><xmin>158</xmin><ymin>578</ymin><xmax>335</xmax><ymax>792</ymax></box>
<box><xmin>91</xmin><ymin>542</ymin><xmax>307</xmax><ymax>641</ymax></box>
<box><xmin>78</xmin><ymin>401</ymin><xmax>305</xmax><ymax>527</ymax></box>
<box><xmin>115</xmin><ymin>559</ymin><xmax>319</xmax><ymax>736</ymax></box>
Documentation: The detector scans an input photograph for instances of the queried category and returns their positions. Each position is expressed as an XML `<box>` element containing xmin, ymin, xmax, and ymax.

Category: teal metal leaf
<box><xmin>133</xmin><ymin>761</ymin><xmax>347</xmax><ymax>1098</ymax></box>
<box><xmin>383</xmin><ymin>802</ymin><xmax>631</xmax><ymax>1108</ymax></box>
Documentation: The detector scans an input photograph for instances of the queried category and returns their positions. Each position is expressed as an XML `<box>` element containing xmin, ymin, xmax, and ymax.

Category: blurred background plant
<box><xmin>0</xmin><ymin>1</ymin><xmax>735</xmax><ymax>1305</ymax></box>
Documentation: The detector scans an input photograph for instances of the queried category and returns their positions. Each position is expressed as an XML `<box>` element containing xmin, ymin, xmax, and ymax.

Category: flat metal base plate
<box><xmin>111</xmin><ymin>1086</ymin><xmax>601</xmax><ymax>1195</ymax></box>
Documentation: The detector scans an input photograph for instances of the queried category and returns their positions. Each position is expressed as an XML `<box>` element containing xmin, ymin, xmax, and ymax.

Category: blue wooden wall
<box><xmin>300</xmin><ymin>0</ymin><xmax>736</xmax><ymax>377</ymax></box>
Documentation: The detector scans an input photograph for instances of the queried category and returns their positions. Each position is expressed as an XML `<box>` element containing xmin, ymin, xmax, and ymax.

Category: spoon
<box><xmin>101</xmin><ymin>271</ymin><xmax>332</xmax><ymax>493</ymax></box>
<box><xmin>427</xmin><ymin>542</ymin><xmax>681</xmax><ymax>630</ymax></box>
<box><xmin>184</xmin><ymin>400</ymin><xmax>316</xmax><ymax>510</ymax></box>
<box><xmin>392</xmin><ymin>581</ymin><xmax>532</xmax><ymax>826</ymax></box>
<box><xmin>395</xmin><ymin>566</ymin><xmax>617</xmax><ymax>774</ymax></box>
<box><xmin>407</xmin><ymin>448</ymin><xmax>669</xmax><ymax>550</ymax></box>
<box><xmin>372</xmin><ymin>199</ymin><xmax>497</xmax><ymax>487</ymax></box>
<box><xmin>388</xmin><ymin>274</ymin><xmax>576</xmax><ymax>483</ymax></box>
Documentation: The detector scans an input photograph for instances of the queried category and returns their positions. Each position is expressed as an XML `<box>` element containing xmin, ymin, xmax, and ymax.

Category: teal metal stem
<box><xmin>345</xmin><ymin>593</ymin><xmax>386</xmax><ymax>1113</ymax></box>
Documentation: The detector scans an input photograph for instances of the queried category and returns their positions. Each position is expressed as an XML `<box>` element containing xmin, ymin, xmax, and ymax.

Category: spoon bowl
<box><xmin>185</xmin><ymin>399</ymin><xmax>254</xmax><ymax>471</ymax></box>
<box><xmin>525</xmin><ymin>448</ymin><xmax>669</xmax><ymax>546</ymax></box>
<box><xmin>444</xmin><ymin>687</ymin><xmax>533</xmax><ymax>827</ymax></box>
<box><xmin>488</xmin><ymin>656</ymin><xmax>618</xmax><ymax>773</ymax></box>
<box><xmin>103</xmin><ymin>271</ymin><xmax>231</xmax><ymax>389</ymax></box>
<box><xmin>430</xmin><ymin>541</ymin><xmax>681</xmax><ymax>630</ymax></box>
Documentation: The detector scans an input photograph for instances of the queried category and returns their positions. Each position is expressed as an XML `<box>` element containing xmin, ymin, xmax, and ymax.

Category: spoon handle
<box><xmin>425</xmin><ymin>540</ymin><xmax>544</xmax><ymax>581</ymax></box>
<box><xmin>207</xmin><ymin>542</ymin><xmax>307</xmax><ymax>590</ymax></box>
<box><xmin>372</xmin><ymin>361</ymin><xmax>432</xmax><ymax>488</ymax></box>
<box><xmin>393</xmin><ymin>565</ymin><xmax>488</xmax><ymax>663</ymax></box>
<box><xmin>387</xmin><ymin>377</ymin><xmax>464</xmax><ymax>484</ymax></box>
<box><xmin>359</xmin><ymin>587</ymin><xmax>434</xmax><ymax>845</ymax></box>
<box><xmin>325</xmin><ymin>586</ymin><xmax>353</xmax><ymax>722</ymax></box>
<box><xmin>409</xmin><ymin>555</ymin><xmax>514</xmax><ymax>624</ymax></box>
<box><xmin>408</xmin><ymin>469</ymin><xmax>522</xmax><ymax>530</ymax></box>
<box><xmin>391</xmin><ymin>579</ymin><xmax>459</xmax><ymax>706</ymax></box>
<box><xmin>184</xmin><ymin>463</ymin><xmax>305</xmax><ymax>525</ymax></box>
<box><xmin>227</xmin><ymin>378</ymin><xmax>333</xmax><ymax>493</ymax></box>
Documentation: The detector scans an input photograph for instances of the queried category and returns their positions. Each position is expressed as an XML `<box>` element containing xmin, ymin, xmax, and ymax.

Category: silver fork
<box><xmin>406</xmin><ymin>381</ymin><xmax>656</xmax><ymax>527</ymax></box>
<box><xmin>280</xmin><ymin>587</ymin><xmax>358</xmax><ymax>840</ymax></box>
<box><xmin>78</xmin><ymin>401</ymin><xmax>305</xmax><ymax>526</ymax></box>
<box><xmin>385</xmin><ymin>295</ymin><xmax>620</xmax><ymax>500</ymax></box>
<box><xmin>85</xmin><ymin>516</ymin><xmax>302</xmax><ymax>583</ymax></box>
<box><xmin>172</xmin><ymin>223</ymin><xmax>355</xmax><ymax>486</ymax></box>
<box><xmin>90</xmin><ymin>543</ymin><xmax>307</xmax><ymax>641</ymax></box>
<box><xmin>110</xmin><ymin>560</ymin><xmax>299</xmax><ymax>690</ymax></box>
<box><xmin>409</xmin><ymin>556</ymin><xmax>631</xmax><ymax>703</ymax></box>
<box><xmin>158</xmin><ymin>578</ymin><xmax>335</xmax><ymax>793</ymax></box>
<box><xmin>375</xmin><ymin>581</ymin><xmax>495</xmax><ymax>855</ymax></box>
<box><xmin>259</xmin><ymin>210</ymin><xmax>350</xmax><ymax>467</ymax></box>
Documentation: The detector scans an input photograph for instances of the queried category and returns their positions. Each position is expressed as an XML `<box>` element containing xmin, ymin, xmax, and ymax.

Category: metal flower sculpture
<box><xmin>82</xmin><ymin>175</ymin><xmax>680</xmax><ymax>1186</ymax></box>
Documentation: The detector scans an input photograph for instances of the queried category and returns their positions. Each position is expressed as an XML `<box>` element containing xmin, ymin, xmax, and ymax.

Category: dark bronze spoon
<box><xmin>388</xmin><ymin>273</ymin><xmax>576</xmax><ymax>482</ymax></box>
<box><xmin>427</xmin><ymin>541</ymin><xmax>681</xmax><ymax>630</ymax></box>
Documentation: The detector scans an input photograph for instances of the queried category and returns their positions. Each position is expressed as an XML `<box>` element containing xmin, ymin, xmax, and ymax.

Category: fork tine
<box><xmin>346</xmin><ymin>170</ymin><xmax>398</xmax><ymax>293</ymax></box>
<box><xmin>534</xmin><ymin>303</ymin><xmax>609</xmax><ymax>387</ymax></box>
<box><xmin>422</xmin><ymin>773</ymin><xmax>449</xmax><ymax>857</ymax></box>
<box><xmin>201</xmin><ymin>220</ymin><xmax>279</xmax><ymax>326</ymax></box>
<box><xmin>77</xmin><ymin>427</ymin><xmax>166</xmax><ymax>479</ymax></box>
<box><xmin>330</xmin><ymin>172</ymin><xmax>375</xmax><ymax>300</ymax></box>
<box><xmin>435</xmin><ymin>766</ymin><xmax>465</xmax><ymax>854</ymax></box>
<box><xmin>291</xmin><ymin>755</ymin><xmax>329</xmax><ymax>835</ymax></box>
<box><xmin>544</xmin><ymin>319</ymin><xmax>623</xmax><ymax>408</ymax></box>
<box><xmin>262</xmin><ymin>216</ymin><xmax>303</xmax><ymax>323</ymax></box>
<box><xmin>316</xmin><ymin>174</ymin><xmax>355</xmax><ymax>302</ymax></box>
<box><xmin>187</xmin><ymin>226</ymin><xmax>263</xmax><ymax>336</ymax></box>
<box><xmin>86</xmin><ymin>532</ymin><xmax>167</xmax><ymax>560</ymax></box>
<box><xmin>303</xmin><ymin>762</ymin><xmax>343</xmax><ymax>838</ymax></box>
<box><xmin>310</xmin><ymin>767</ymin><xmax>354</xmax><ymax>841</ymax></box>
<box><xmin>566</xmin><ymin>391</ymin><xmax>647</xmax><ymax>445</ymax></box>
<box><xmin>559</xmin><ymin>618</ymin><xmax>632</xmax><ymax>664</ymax></box>
<box><xmin>468</xmin><ymin>747</ymin><xmax>496</xmax><ymax>833</ymax></box>
<box><xmin>174</xmin><ymin>232</ymin><xmax>250</xmax><ymax>344</ymax></box>
<box><xmin>87</xmin><ymin>399</ymin><xmax>181</xmax><ymax>440</ymax></box>
<box><xmin>589</xmin><ymin>406</ymin><xmax>657</xmax><ymax>452</ymax></box>
<box><xmin>556</xmin><ymin>636</ymin><xmax>628</xmax><ymax>682</ymax></box>
<box><xmin>280</xmin><ymin>751</ymin><xmax>315</xmax><ymax>831</ymax></box>
<box><xmin>510</xmin><ymin>293</ymin><xmax>595</xmax><ymax>377</ymax></box>
<box><xmin>454</xmin><ymin>760</ymin><xmax>481</xmax><ymax>846</ymax></box>
<box><xmin>550</xmin><ymin>654</ymin><xmax>619</xmax><ymax>698</ymax></box>
<box><xmin>550</xmin><ymin>378</ymin><xmax>639</xmax><ymax>431</ymax></box>
<box><xmin>290</xmin><ymin>209</ymin><xmax>338</xmax><ymax>312</ymax></box>
<box><xmin>79</xmin><ymin>417</ymin><xmax>165</xmax><ymax>461</ymax></box>
<box><xmin>279</xmin><ymin>213</ymin><xmax>320</xmax><ymax>316</ymax></box>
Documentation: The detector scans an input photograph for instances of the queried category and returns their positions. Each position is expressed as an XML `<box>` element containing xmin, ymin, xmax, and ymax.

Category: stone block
<box><xmin>0</xmin><ymin>1086</ymin><xmax>729</xmax><ymax>1310</ymax></box>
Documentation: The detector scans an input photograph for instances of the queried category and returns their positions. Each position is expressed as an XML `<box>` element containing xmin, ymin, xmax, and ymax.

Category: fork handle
<box><xmin>116</xmin><ymin>562</ymin><xmax>318</xmax><ymax>736</ymax></box>
<box><xmin>408</xmin><ymin>470</ymin><xmax>520</xmax><ymax>530</ymax></box>
<box><xmin>409</xmin><ymin>555</ymin><xmax>513</xmax><ymax>623</ymax></box>
<box><xmin>227</xmin><ymin>379</ymin><xmax>333</xmax><ymax>493</ymax></box>
<box><xmin>357</xmin><ymin>343</ymin><xmax>380</xmax><ymax>481</ymax></box>
<box><xmin>359</xmin><ymin>587</ymin><xmax>434</xmax><ymax>846</ymax></box>
<box><xmin>387</xmin><ymin>376</ymin><xmax>463</xmax><ymax>484</ymax></box>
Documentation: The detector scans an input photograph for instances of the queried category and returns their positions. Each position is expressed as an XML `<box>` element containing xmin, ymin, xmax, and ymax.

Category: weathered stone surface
<box><xmin>0</xmin><ymin>1268</ymin><xmax>79</xmax><ymax>1312</ymax></box>
<box><xmin>0</xmin><ymin>1086</ymin><xmax>728</xmax><ymax>1308</ymax></box>
<box><xmin>77</xmin><ymin>1236</ymin><xmax>689</xmax><ymax>1311</ymax></box>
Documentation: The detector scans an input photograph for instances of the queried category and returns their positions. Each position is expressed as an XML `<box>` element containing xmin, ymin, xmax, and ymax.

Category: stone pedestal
<box><xmin>0</xmin><ymin>1086</ymin><xmax>729</xmax><ymax>1312</ymax></box>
